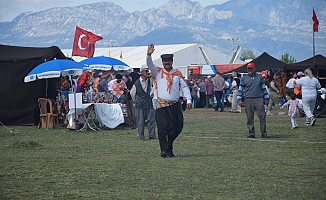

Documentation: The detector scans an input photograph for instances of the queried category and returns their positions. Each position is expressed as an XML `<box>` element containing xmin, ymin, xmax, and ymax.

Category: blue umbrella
<box><xmin>24</xmin><ymin>59</ymin><xmax>85</xmax><ymax>83</ymax></box>
<box><xmin>79</xmin><ymin>56</ymin><xmax>131</xmax><ymax>71</ymax></box>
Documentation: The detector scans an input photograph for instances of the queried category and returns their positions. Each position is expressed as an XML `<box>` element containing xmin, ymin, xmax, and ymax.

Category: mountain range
<box><xmin>0</xmin><ymin>0</ymin><xmax>325</xmax><ymax>62</ymax></box>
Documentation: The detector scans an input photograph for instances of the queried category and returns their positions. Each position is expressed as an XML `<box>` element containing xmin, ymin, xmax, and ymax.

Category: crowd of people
<box><xmin>57</xmin><ymin>43</ymin><xmax>322</xmax><ymax>158</ymax></box>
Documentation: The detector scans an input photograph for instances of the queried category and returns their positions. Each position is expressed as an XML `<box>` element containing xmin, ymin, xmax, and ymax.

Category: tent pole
<box><xmin>46</xmin><ymin>79</ymin><xmax>48</xmax><ymax>98</ymax></box>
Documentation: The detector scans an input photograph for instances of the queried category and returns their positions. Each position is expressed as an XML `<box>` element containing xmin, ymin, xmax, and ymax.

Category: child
<box><xmin>281</xmin><ymin>93</ymin><xmax>303</xmax><ymax>129</ymax></box>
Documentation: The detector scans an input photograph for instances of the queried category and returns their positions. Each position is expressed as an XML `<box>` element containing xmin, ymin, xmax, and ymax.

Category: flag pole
<box><xmin>312</xmin><ymin>8</ymin><xmax>316</xmax><ymax>78</ymax></box>
<box><xmin>313</xmin><ymin>24</ymin><xmax>316</xmax><ymax>68</ymax></box>
<box><xmin>313</xmin><ymin>8</ymin><xmax>316</xmax><ymax>61</ymax></box>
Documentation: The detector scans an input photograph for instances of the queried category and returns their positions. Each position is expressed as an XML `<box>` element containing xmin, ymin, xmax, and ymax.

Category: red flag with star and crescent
<box><xmin>72</xmin><ymin>26</ymin><xmax>103</xmax><ymax>58</ymax></box>
<box><xmin>312</xmin><ymin>9</ymin><xmax>319</xmax><ymax>32</ymax></box>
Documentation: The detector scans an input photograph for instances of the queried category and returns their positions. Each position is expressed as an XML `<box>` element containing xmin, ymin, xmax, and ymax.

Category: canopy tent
<box><xmin>285</xmin><ymin>54</ymin><xmax>326</xmax><ymax>72</ymax></box>
<box><xmin>223</xmin><ymin>52</ymin><xmax>286</xmax><ymax>74</ymax></box>
<box><xmin>0</xmin><ymin>45</ymin><xmax>66</xmax><ymax>125</ymax></box>
<box><xmin>285</xmin><ymin>54</ymin><xmax>326</xmax><ymax>87</ymax></box>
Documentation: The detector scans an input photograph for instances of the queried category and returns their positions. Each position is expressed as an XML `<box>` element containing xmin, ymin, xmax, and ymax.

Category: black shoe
<box><xmin>220</xmin><ymin>110</ymin><xmax>224</xmax><ymax>112</ymax></box>
<box><xmin>246</xmin><ymin>135</ymin><xmax>255</xmax><ymax>138</ymax></box>
<box><xmin>166</xmin><ymin>151</ymin><xmax>175</xmax><ymax>157</ymax></box>
<box><xmin>140</xmin><ymin>138</ymin><xmax>146</xmax><ymax>141</ymax></box>
<box><xmin>161</xmin><ymin>151</ymin><xmax>168</xmax><ymax>157</ymax></box>
<box><xmin>148</xmin><ymin>137</ymin><xmax>156</xmax><ymax>140</ymax></box>
<box><xmin>261</xmin><ymin>134</ymin><xmax>270</xmax><ymax>138</ymax></box>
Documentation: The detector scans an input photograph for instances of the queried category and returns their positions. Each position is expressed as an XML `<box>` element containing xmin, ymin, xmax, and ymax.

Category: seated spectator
<box><xmin>112</xmin><ymin>74</ymin><xmax>127</xmax><ymax>103</ymax></box>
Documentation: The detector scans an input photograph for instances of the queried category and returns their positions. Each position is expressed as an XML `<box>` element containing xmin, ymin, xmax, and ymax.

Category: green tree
<box><xmin>240</xmin><ymin>49</ymin><xmax>255</xmax><ymax>61</ymax></box>
<box><xmin>280</xmin><ymin>53</ymin><xmax>296</xmax><ymax>64</ymax></box>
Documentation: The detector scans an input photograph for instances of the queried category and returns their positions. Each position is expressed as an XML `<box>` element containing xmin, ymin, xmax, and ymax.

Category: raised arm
<box><xmin>146</xmin><ymin>44</ymin><xmax>157</xmax><ymax>75</ymax></box>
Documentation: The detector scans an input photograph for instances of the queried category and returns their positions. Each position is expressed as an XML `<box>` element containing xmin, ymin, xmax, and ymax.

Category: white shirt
<box><xmin>146</xmin><ymin>56</ymin><xmax>191</xmax><ymax>103</ymax></box>
<box><xmin>286</xmin><ymin>78</ymin><xmax>295</xmax><ymax>88</ymax></box>
<box><xmin>130</xmin><ymin>77</ymin><xmax>152</xmax><ymax>101</ymax></box>
<box><xmin>225</xmin><ymin>80</ymin><xmax>230</xmax><ymax>87</ymax></box>
<box><xmin>107</xmin><ymin>79</ymin><xmax>114</xmax><ymax>92</ymax></box>
<box><xmin>231</xmin><ymin>80</ymin><xmax>238</xmax><ymax>88</ymax></box>
<box><xmin>295</xmin><ymin>76</ymin><xmax>321</xmax><ymax>98</ymax></box>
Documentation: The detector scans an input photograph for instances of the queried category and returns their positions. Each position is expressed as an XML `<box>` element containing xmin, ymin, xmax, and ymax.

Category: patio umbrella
<box><xmin>24</xmin><ymin>59</ymin><xmax>86</xmax><ymax>127</ymax></box>
<box><xmin>79</xmin><ymin>56</ymin><xmax>131</xmax><ymax>71</ymax></box>
<box><xmin>24</xmin><ymin>59</ymin><xmax>85</xmax><ymax>83</ymax></box>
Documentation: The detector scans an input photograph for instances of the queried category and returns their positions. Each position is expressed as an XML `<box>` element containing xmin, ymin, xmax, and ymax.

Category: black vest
<box><xmin>134</xmin><ymin>78</ymin><xmax>152</xmax><ymax>110</ymax></box>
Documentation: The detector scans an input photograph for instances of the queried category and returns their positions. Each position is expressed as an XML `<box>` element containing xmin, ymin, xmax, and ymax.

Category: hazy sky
<box><xmin>0</xmin><ymin>0</ymin><xmax>228</xmax><ymax>22</ymax></box>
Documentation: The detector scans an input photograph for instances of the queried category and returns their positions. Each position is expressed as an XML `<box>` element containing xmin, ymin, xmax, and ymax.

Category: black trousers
<box><xmin>155</xmin><ymin>103</ymin><xmax>184</xmax><ymax>153</ymax></box>
<box><xmin>199</xmin><ymin>92</ymin><xmax>206</xmax><ymax>108</ymax></box>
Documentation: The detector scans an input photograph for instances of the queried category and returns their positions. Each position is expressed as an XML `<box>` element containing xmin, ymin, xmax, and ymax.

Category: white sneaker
<box><xmin>310</xmin><ymin>117</ymin><xmax>316</xmax><ymax>126</ymax></box>
<box><xmin>278</xmin><ymin>111</ymin><xmax>285</xmax><ymax>115</ymax></box>
<box><xmin>266</xmin><ymin>111</ymin><xmax>273</xmax><ymax>116</ymax></box>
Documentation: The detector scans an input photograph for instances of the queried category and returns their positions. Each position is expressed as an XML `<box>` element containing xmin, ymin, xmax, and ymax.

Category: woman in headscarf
<box><xmin>230</xmin><ymin>71</ymin><xmax>241</xmax><ymax>113</ymax></box>
<box><xmin>125</xmin><ymin>72</ymin><xmax>140</xmax><ymax>129</ymax></box>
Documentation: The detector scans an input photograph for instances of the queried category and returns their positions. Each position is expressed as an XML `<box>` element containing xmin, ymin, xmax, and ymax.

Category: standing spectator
<box><xmin>146</xmin><ymin>43</ymin><xmax>192</xmax><ymax>158</ymax></box>
<box><xmin>285</xmin><ymin>72</ymin><xmax>297</xmax><ymax>95</ymax></box>
<box><xmin>294</xmin><ymin>68</ymin><xmax>321</xmax><ymax>126</ymax></box>
<box><xmin>125</xmin><ymin>71</ymin><xmax>140</xmax><ymax>129</ymax></box>
<box><xmin>212</xmin><ymin>71</ymin><xmax>225</xmax><ymax>112</ymax></box>
<box><xmin>93</xmin><ymin>72</ymin><xmax>102</xmax><ymax>93</ymax></box>
<box><xmin>281</xmin><ymin>92</ymin><xmax>303</xmax><ymax>129</ymax></box>
<box><xmin>198</xmin><ymin>78</ymin><xmax>206</xmax><ymax>108</ymax></box>
<box><xmin>130</xmin><ymin>65</ymin><xmax>156</xmax><ymax>140</ymax></box>
<box><xmin>230</xmin><ymin>72</ymin><xmax>241</xmax><ymax>113</ymax></box>
<box><xmin>189</xmin><ymin>81</ymin><xmax>199</xmax><ymax>108</ymax></box>
<box><xmin>98</xmin><ymin>73</ymin><xmax>109</xmax><ymax>93</ymax></box>
<box><xmin>294</xmin><ymin>71</ymin><xmax>304</xmax><ymax>99</ymax></box>
<box><xmin>76</xmin><ymin>72</ymin><xmax>91</xmax><ymax>93</ymax></box>
<box><xmin>267</xmin><ymin>73</ymin><xmax>285</xmax><ymax>116</ymax></box>
<box><xmin>61</xmin><ymin>76</ymin><xmax>72</xmax><ymax>99</ymax></box>
<box><xmin>205</xmin><ymin>75</ymin><xmax>214</xmax><ymax>108</ymax></box>
<box><xmin>224</xmin><ymin>76</ymin><xmax>232</xmax><ymax>107</ymax></box>
<box><xmin>112</xmin><ymin>74</ymin><xmax>127</xmax><ymax>103</ymax></box>
<box><xmin>237</xmin><ymin>62</ymin><xmax>270</xmax><ymax>138</ymax></box>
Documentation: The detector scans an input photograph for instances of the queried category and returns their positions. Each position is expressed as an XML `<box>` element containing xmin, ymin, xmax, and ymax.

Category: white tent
<box><xmin>61</xmin><ymin>44</ymin><xmax>231</xmax><ymax>77</ymax></box>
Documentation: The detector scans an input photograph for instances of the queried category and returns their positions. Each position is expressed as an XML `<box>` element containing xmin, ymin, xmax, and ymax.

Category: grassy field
<box><xmin>1</xmin><ymin>108</ymin><xmax>325</xmax><ymax>199</ymax></box>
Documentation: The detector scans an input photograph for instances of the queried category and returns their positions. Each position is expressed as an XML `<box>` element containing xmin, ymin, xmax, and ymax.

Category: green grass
<box><xmin>1</xmin><ymin>108</ymin><xmax>325</xmax><ymax>199</ymax></box>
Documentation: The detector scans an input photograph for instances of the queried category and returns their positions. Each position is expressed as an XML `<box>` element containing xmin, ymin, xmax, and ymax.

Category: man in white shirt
<box><xmin>146</xmin><ymin>43</ymin><xmax>192</xmax><ymax>158</ymax></box>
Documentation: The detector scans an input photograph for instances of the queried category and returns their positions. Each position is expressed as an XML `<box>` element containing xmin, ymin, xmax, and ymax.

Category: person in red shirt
<box><xmin>112</xmin><ymin>74</ymin><xmax>127</xmax><ymax>103</ymax></box>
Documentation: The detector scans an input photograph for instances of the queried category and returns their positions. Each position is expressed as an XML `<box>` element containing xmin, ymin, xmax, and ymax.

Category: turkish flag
<box><xmin>72</xmin><ymin>26</ymin><xmax>103</xmax><ymax>58</ymax></box>
<box><xmin>312</xmin><ymin>9</ymin><xmax>319</xmax><ymax>32</ymax></box>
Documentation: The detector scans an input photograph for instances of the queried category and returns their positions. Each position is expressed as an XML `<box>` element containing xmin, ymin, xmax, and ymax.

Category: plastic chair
<box><xmin>38</xmin><ymin>98</ymin><xmax>58</xmax><ymax>130</ymax></box>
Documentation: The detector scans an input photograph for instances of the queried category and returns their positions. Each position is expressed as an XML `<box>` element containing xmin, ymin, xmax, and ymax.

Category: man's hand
<box><xmin>186</xmin><ymin>103</ymin><xmax>192</xmax><ymax>110</ymax></box>
<box><xmin>238</xmin><ymin>100</ymin><xmax>244</xmax><ymax>107</ymax></box>
<box><xmin>264</xmin><ymin>100</ymin><xmax>269</xmax><ymax>105</ymax></box>
<box><xmin>147</xmin><ymin>44</ymin><xmax>155</xmax><ymax>56</ymax></box>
